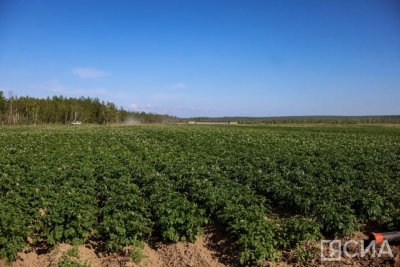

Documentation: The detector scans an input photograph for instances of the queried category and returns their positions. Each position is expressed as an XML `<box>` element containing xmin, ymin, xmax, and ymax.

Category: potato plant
<box><xmin>0</xmin><ymin>125</ymin><xmax>399</xmax><ymax>264</ymax></box>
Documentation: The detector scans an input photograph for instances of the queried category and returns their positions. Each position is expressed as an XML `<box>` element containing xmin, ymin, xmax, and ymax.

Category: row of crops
<box><xmin>1</xmin><ymin>125</ymin><xmax>400</xmax><ymax>264</ymax></box>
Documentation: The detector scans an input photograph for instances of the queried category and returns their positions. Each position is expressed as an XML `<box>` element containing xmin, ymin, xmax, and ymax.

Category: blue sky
<box><xmin>0</xmin><ymin>0</ymin><xmax>399</xmax><ymax>117</ymax></box>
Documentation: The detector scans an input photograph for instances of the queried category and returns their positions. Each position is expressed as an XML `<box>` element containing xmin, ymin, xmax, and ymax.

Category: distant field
<box><xmin>1</xmin><ymin>125</ymin><xmax>400</xmax><ymax>265</ymax></box>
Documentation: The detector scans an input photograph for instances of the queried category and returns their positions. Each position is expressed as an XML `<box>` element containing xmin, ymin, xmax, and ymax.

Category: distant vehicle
<box><xmin>71</xmin><ymin>121</ymin><xmax>82</xmax><ymax>125</ymax></box>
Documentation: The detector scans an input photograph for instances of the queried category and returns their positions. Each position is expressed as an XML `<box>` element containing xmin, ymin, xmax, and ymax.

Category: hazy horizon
<box><xmin>0</xmin><ymin>0</ymin><xmax>399</xmax><ymax>117</ymax></box>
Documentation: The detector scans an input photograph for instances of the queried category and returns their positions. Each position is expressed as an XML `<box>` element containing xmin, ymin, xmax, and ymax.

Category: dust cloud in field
<box><xmin>123</xmin><ymin>116</ymin><xmax>142</xmax><ymax>125</ymax></box>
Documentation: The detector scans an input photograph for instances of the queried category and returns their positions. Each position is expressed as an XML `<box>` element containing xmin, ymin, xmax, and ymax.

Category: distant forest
<box><xmin>0</xmin><ymin>91</ymin><xmax>177</xmax><ymax>125</ymax></box>
<box><xmin>190</xmin><ymin>115</ymin><xmax>400</xmax><ymax>124</ymax></box>
<box><xmin>1</xmin><ymin>91</ymin><xmax>399</xmax><ymax>125</ymax></box>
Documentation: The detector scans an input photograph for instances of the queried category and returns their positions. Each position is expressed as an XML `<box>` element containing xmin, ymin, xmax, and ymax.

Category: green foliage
<box><xmin>0</xmin><ymin>91</ymin><xmax>176</xmax><ymax>125</ymax></box>
<box><xmin>65</xmin><ymin>246</ymin><xmax>79</xmax><ymax>258</ymax></box>
<box><xmin>0</xmin><ymin>125</ymin><xmax>399</xmax><ymax>265</ymax></box>
<box><xmin>293</xmin><ymin>243</ymin><xmax>317</xmax><ymax>263</ymax></box>
<box><xmin>153</xmin><ymin>195</ymin><xmax>206</xmax><ymax>242</ymax></box>
<box><xmin>131</xmin><ymin>172</ymin><xmax>207</xmax><ymax>243</ymax></box>
<box><xmin>97</xmin><ymin>175</ymin><xmax>153</xmax><ymax>251</ymax></box>
<box><xmin>128</xmin><ymin>240</ymin><xmax>147</xmax><ymax>264</ymax></box>
<box><xmin>277</xmin><ymin>217</ymin><xmax>321</xmax><ymax>249</ymax></box>
<box><xmin>0</xmin><ymin>205</ymin><xmax>29</xmax><ymax>262</ymax></box>
<box><xmin>58</xmin><ymin>248</ymin><xmax>90</xmax><ymax>267</ymax></box>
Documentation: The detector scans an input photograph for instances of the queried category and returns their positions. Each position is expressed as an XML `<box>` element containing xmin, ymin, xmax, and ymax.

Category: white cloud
<box><xmin>128</xmin><ymin>103</ymin><xmax>155</xmax><ymax>111</ymax></box>
<box><xmin>72</xmin><ymin>67</ymin><xmax>110</xmax><ymax>79</ymax></box>
<box><xmin>129</xmin><ymin>103</ymin><xmax>138</xmax><ymax>110</ymax></box>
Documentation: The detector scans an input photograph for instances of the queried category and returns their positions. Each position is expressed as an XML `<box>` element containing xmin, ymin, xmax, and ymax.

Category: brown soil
<box><xmin>0</xmin><ymin>239</ymin><xmax>224</xmax><ymax>267</ymax></box>
<box><xmin>0</xmin><ymin>226</ymin><xmax>231</xmax><ymax>267</ymax></box>
<box><xmin>1</xmin><ymin>229</ymin><xmax>400</xmax><ymax>267</ymax></box>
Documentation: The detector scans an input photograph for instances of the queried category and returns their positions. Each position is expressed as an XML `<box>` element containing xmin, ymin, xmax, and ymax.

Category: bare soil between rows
<box><xmin>1</xmin><ymin>227</ymin><xmax>400</xmax><ymax>267</ymax></box>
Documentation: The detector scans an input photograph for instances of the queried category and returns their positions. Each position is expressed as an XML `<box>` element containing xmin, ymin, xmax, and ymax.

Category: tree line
<box><xmin>190</xmin><ymin>115</ymin><xmax>400</xmax><ymax>124</ymax></box>
<box><xmin>0</xmin><ymin>91</ymin><xmax>177</xmax><ymax>125</ymax></box>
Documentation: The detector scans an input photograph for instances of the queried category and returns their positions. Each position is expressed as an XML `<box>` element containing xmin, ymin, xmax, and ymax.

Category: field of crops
<box><xmin>1</xmin><ymin>125</ymin><xmax>399</xmax><ymax>265</ymax></box>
